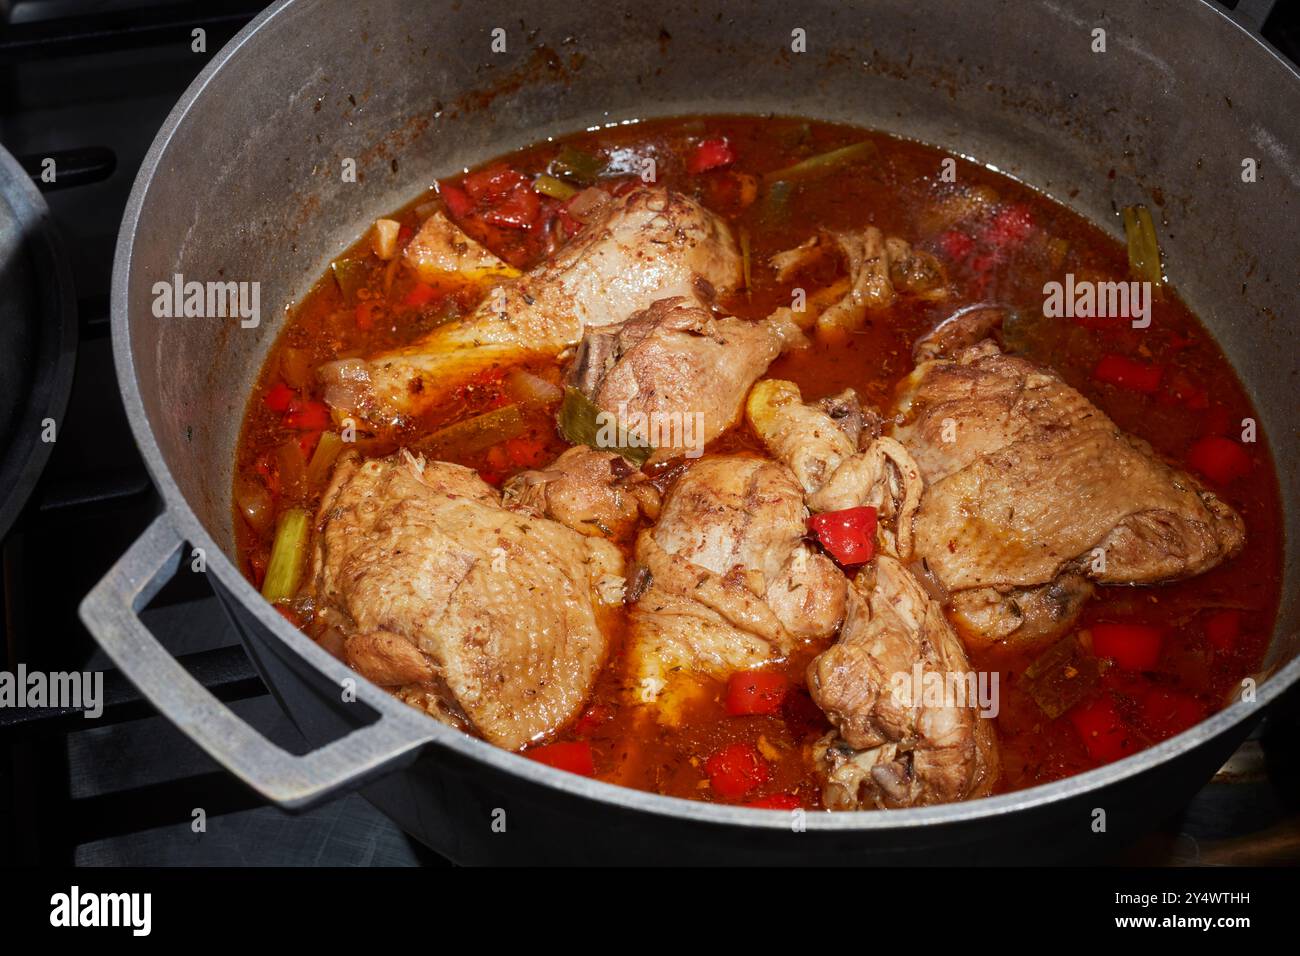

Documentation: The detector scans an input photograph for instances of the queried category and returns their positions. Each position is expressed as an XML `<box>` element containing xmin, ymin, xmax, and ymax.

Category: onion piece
<box><xmin>234</xmin><ymin>473</ymin><xmax>275</xmax><ymax>537</ymax></box>
<box><xmin>371</xmin><ymin>218</ymin><xmax>401</xmax><ymax>260</ymax></box>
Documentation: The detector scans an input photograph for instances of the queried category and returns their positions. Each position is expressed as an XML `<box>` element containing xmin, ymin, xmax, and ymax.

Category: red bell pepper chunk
<box><xmin>484</xmin><ymin>183</ymin><xmax>541</xmax><ymax>229</ymax></box>
<box><xmin>808</xmin><ymin>506</ymin><xmax>877</xmax><ymax>566</ymax></box>
<box><xmin>404</xmin><ymin>283</ymin><xmax>438</xmax><ymax>308</ymax></box>
<box><xmin>283</xmin><ymin>399</ymin><xmax>331</xmax><ymax>431</ymax></box>
<box><xmin>744</xmin><ymin>794</ymin><xmax>801</xmax><ymax>810</ymax></box>
<box><xmin>1092</xmin><ymin>354</ymin><xmax>1163</xmax><ymax>394</ymax></box>
<box><xmin>1068</xmin><ymin>696</ymin><xmax>1135</xmax><ymax>764</ymax></box>
<box><xmin>461</xmin><ymin>163</ymin><xmax>528</xmax><ymax>201</ymax></box>
<box><xmin>705</xmin><ymin>742</ymin><xmax>769</xmax><ymax>799</ymax></box>
<box><xmin>526</xmin><ymin>740</ymin><xmax>595</xmax><ymax>776</ymax></box>
<box><xmin>687</xmin><ymin>138</ymin><xmax>736</xmax><ymax>174</ymax></box>
<box><xmin>439</xmin><ymin>183</ymin><xmax>474</xmax><ymax>219</ymax></box>
<box><xmin>1203</xmin><ymin>609</ymin><xmax>1241</xmax><ymax>653</ymax></box>
<box><xmin>725</xmin><ymin>670</ymin><xmax>790</xmax><ymax>716</ymax></box>
<box><xmin>263</xmin><ymin>381</ymin><xmax>295</xmax><ymax>413</ymax></box>
<box><xmin>1141</xmin><ymin>688</ymin><xmax>1204</xmax><ymax>740</ymax></box>
<box><xmin>1186</xmin><ymin>435</ymin><xmax>1252</xmax><ymax>485</ymax></box>
<box><xmin>1091</xmin><ymin>622</ymin><xmax>1164</xmax><ymax>671</ymax></box>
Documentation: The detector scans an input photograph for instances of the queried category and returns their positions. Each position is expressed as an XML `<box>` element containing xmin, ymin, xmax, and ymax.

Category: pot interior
<box><xmin>119</xmin><ymin>0</ymin><xmax>1299</xmax><ymax>677</ymax></box>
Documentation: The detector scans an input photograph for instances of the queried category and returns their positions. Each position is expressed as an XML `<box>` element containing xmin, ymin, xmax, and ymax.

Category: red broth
<box><xmin>234</xmin><ymin>116</ymin><xmax>1282</xmax><ymax>808</ymax></box>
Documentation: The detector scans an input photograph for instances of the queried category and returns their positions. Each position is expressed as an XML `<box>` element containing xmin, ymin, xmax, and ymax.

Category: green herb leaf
<box><xmin>557</xmin><ymin>387</ymin><xmax>653</xmax><ymax>466</ymax></box>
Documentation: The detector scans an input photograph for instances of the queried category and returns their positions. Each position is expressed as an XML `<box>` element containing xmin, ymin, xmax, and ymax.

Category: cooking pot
<box><xmin>81</xmin><ymin>0</ymin><xmax>1300</xmax><ymax>863</ymax></box>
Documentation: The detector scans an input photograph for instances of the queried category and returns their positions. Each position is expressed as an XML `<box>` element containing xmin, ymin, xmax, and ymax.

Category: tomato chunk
<box><xmin>744</xmin><ymin>794</ymin><xmax>801</xmax><ymax>810</ymax></box>
<box><xmin>687</xmin><ymin>138</ymin><xmax>736</xmax><ymax>174</ymax></box>
<box><xmin>439</xmin><ymin>183</ymin><xmax>474</xmax><ymax>218</ymax></box>
<box><xmin>1092</xmin><ymin>354</ymin><xmax>1163</xmax><ymax>394</ymax></box>
<box><xmin>526</xmin><ymin>740</ymin><xmax>595</xmax><ymax>776</ymax></box>
<box><xmin>1186</xmin><ymin>435</ymin><xmax>1252</xmax><ymax>485</ymax></box>
<box><xmin>808</xmin><ymin>506</ymin><xmax>877</xmax><ymax>565</ymax></box>
<box><xmin>263</xmin><ymin>381</ymin><xmax>295</xmax><ymax>413</ymax></box>
<box><xmin>1068</xmin><ymin>696</ymin><xmax>1136</xmax><ymax>764</ymax></box>
<box><xmin>1203</xmin><ymin>609</ymin><xmax>1241</xmax><ymax>653</ymax></box>
<box><xmin>705</xmin><ymin>742</ymin><xmax>769</xmax><ymax>799</ymax></box>
<box><xmin>725</xmin><ymin>670</ymin><xmax>790</xmax><ymax>716</ymax></box>
<box><xmin>484</xmin><ymin>183</ymin><xmax>542</xmax><ymax>229</ymax></box>
<box><xmin>462</xmin><ymin>163</ymin><xmax>528</xmax><ymax>201</ymax></box>
<box><xmin>1091</xmin><ymin>622</ymin><xmax>1164</xmax><ymax>671</ymax></box>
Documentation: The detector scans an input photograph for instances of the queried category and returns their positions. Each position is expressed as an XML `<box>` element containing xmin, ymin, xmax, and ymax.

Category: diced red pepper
<box><xmin>725</xmin><ymin>670</ymin><xmax>790</xmax><ymax>716</ymax></box>
<box><xmin>982</xmin><ymin>205</ymin><xmax>1034</xmax><ymax>248</ymax></box>
<box><xmin>404</xmin><ymin>283</ymin><xmax>438</xmax><ymax>308</ymax></box>
<box><xmin>263</xmin><ymin>381</ymin><xmax>295</xmax><ymax>413</ymax></box>
<box><xmin>526</xmin><ymin>740</ymin><xmax>595</xmax><ymax>776</ymax></box>
<box><xmin>1092</xmin><ymin>354</ymin><xmax>1163</xmax><ymax>394</ymax></box>
<box><xmin>1141</xmin><ymin>688</ymin><xmax>1204</xmax><ymax>740</ymax></box>
<box><xmin>808</xmin><ymin>506</ymin><xmax>877</xmax><ymax>566</ymax></box>
<box><xmin>705</xmin><ymin>742</ymin><xmax>769</xmax><ymax>799</ymax></box>
<box><xmin>1203</xmin><ymin>609</ymin><xmax>1241</xmax><ymax>653</ymax></box>
<box><xmin>440</xmin><ymin>183</ymin><xmax>474</xmax><ymax>219</ymax></box>
<box><xmin>1091</xmin><ymin>622</ymin><xmax>1164</xmax><ymax>671</ymax></box>
<box><xmin>282</xmin><ymin>399</ymin><xmax>331</xmax><ymax>431</ymax></box>
<box><xmin>484</xmin><ymin>183</ymin><xmax>541</xmax><ymax>230</ymax></box>
<box><xmin>687</xmin><ymin>137</ymin><xmax>736</xmax><ymax>174</ymax></box>
<box><xmin>1187</xmin><ymin>435</ymin><xmax>1252</xmax><ymax>485</ymax></box>
<box><xmin>937</xmin><ymin>229</ymin><xmax>975</xmax><ymax>261</ymax></box>
<box><xmin>462</xmin><ymin>163</ymin><xmax>528</xmax><ymax>201</ymax></box>
<box><xmin>1068</xmin><ymin>696</ymin><xmax>1136</xmax><ymax>764</ymax></box>
<box><xmin>744</xmin><ymin>794</ymin><xmax>801</xmax><ymax>810</ymax></box>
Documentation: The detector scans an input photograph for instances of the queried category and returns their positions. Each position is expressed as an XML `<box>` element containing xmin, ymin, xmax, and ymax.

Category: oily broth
<box><xmin>234</xmin><ymin>116</ymin><xmax>1283</xmax><ymax>807</ymax></box>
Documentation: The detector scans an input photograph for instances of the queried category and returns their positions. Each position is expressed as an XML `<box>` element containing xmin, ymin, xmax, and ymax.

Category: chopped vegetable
<box><xmin>1187</xmin><ymin>435</ymin><xmax>1252</xmax><ymax>485</ymax></box>
<box><xmin>981</xmin><ymin>205</ymin><xmax>1034</xmax><ymax>248</ymax></box>
<box><xmin>526</xmin><ymin>740</ymin><xmax>595</xmax><ymax>776</ymax></box>
<box><xmin>744</xmin><ymin>794</ymin><xmax>801</xmax><ymax>810</ymax></box>
<box><xmin>279</xmin><ymin>347</ymin><xmax>314</xmax><ymax>390</ymax></box>
<box><xmin>1122</xmin><ymin>203</ymin><xmax>1164</xmax><ymax>288</ymax></box>
<box><xmin>557</xmin><ymin>387</ymin><xmax>653</xmax><ymax>466</ymax></box>
<box><xmin>233</xmin><ymin>473</ymin><xmax>275</xmax><ymax>537</ymax></box>
<box><xmin>306</xmin><ymin>431</ymin><xmax>345</xmax><ymax>488</ymax></box>
<box><xmin>484</xmin><ymin>184</ymin><xmax>541</xmax><ymax>229</ymax></box>
<box><xmin>419</xmin><ymin>404</ymin><xmax>527</xmax><ymax>460</ymax></box>
<box><xmin>503</xmin><ymin>368</ymin><xmax>563</xmax><ymax>408</ymax></box>
<box><xmin>462</xmin><ymin>163</ymin><xmax>528</xmax><ymax>200</ymax></box>
<box><xmin>725</xmin><ymin>670</ymin><xmax>789</xmax><ymax>716</ymax></box>
<box><xmin>550</xmin><ymin>146</ymin><xmax>605</xmax><ymax>185</ymax></box>
<box><xmin>1092</xmin><ymin>353</ymin><xmax>1163</xmax><ymax>394</ymax></box>
<box><xmin>937</xmin><ymin>229</ymin><xmax>974</xmax><ymax>261</ymax></box>
<box><xmin>687</xmin><ymin>137</ymin><xmax>735</xmax><ymax>174</ymax></box>
<box><xmin>370</xmin><ymin>218</ymin><xmax>401</xmax><ymax>260</ymax></box>
<box><xmin>760</xmin><ymin>178</ymin><xmax>793</xmax><ymax>222</ymax></box>
<box><xmin>807</xmin><ymin>506</ymin><xmax>877</xmax><ymax>566</ymax></box>
<box><xmin>1091</xmin><ymin>622</ymin><xmax>1164</xmax><ymax>671</ymax></box>
<box><xmin>1203</xmin><ymin>609</ymin><xmax>1241</xmax><ymax>653</ymax></box>
<box><xmin>439</xmin><ymin>183</ymin><xmax>473</xmax><ymax>218</ymax></box>
<box><xmin>283</xmin><ymin>398</ymin><xmax>331</xmax><ymax>431</ymax></box>
<box><xmin>533</xmin><ymin>174</ymin><xmax>577</xmax><ymax>200</ymax></box>
<box><xmin>705</xmin><ymin>742</ymin><xmax>769</xmax><ymax>799</ymax></box>
<box><xmin>739</xmin><ymin>226</ymin><xmax>752</xmax><ymax>295</ymax></box>
<box><xmin>263</xmin><ymin>381</ymin><xmax>294</xmax><ymax>413</ymax></box>
<box><xmin>1021</xmin><ymin>632</ymin><xmax>1104</xmax><ymax>719</ymax></box>
<box><xmin>764</xmin><ymin>141</ymin><xmax>877</xmax><ymax>182</ymax></box>
<box><xmin>1068</xmin><ymin>695</ymin><xmax>1135</xmax><ymax>764</ymax></box>
<box><xmin>261</xmin><ymin>507</ymin><xmax>309</xmax><ymax>603</ymax></box>
<box><xmin>330</xmin><ymin>257</ymin><xmax>370</xmax><ymax>305</ymax></box>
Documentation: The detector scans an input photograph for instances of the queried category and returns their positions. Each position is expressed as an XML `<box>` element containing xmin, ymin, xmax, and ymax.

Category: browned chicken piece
<box><xmin>306</xmin><ymin>450</ymin><xmax>624</xmax><ymax>750</ymax></box>
<box><xmin>628</xmin><ymin>456</ymin><xmax>845</xmax><ymax>722</ymax></box>
<box><xmin>809</xmin><ymin>556</ymin><xmax>1000</xmax><ymax>809</ymax></box>
<box><xmin>746</xmin><ymin>379</ymin><xmax>922</xmax><ymax>558</ymax></box>
<box><xmin>767</xmin><ymin>227</ymin><xmax>948</xmax><ymax>340</ymax></box>
<box><xmin>567</xmin><ymin>296</ymin><xmax>792</xmax><ymax>464</ymax></box>
<box><xmin>402</xmin><ymin>209</ymin><xmax>519</xmax><ymax>282</ymax></box>
<box><xmin>893</xmin><ymin>335</ymin><xmax>1246</xmax><ymax>652</ymax></box>
<box><xmin>502</xmin><ymin>444</ymin><xmax>661</xmax><ymax>542</ymax></box>
<box><xmin>320</xmin><ymin>186</ymin><xmax>742</xmax><ymax>426</ymax></box>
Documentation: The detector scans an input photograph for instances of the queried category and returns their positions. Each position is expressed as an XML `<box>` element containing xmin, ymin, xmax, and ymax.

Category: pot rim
<box><xmin>108</xmin><ymin>0</ymin><xmax>1300</xmax><ymax>831</ymax></box>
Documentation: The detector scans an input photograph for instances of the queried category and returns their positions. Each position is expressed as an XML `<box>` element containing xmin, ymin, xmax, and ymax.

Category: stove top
<box><xmin>0</xmin><ymin>0</ymin><xmax>1296</xmax><ymax>867</ymax></box>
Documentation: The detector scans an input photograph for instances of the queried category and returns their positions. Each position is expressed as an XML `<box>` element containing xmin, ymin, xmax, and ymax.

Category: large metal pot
<box><xmin>81</xmin><ymin>0</ymin><xmax>1300</xmax><ymax>863</ymax></box>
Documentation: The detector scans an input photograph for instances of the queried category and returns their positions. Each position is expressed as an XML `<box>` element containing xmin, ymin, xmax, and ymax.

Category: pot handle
<box><xmin>79</xmin><ymin>515</ymin><xmax>434</xmax><ymax>809</ymax></box>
